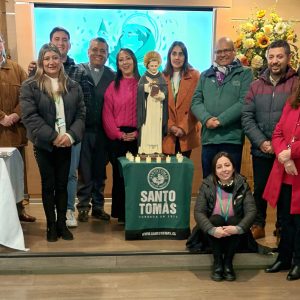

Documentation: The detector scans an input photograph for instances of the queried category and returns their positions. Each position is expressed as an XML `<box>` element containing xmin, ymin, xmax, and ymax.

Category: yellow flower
<box><xmin>257</xmin><ymin>10</ymin><xmax>266</xmax><ymax>19</ymax></box>
<box><xmin>287</xmin><ymin>33</ymin><xmax>295</xmax><ymax>41</ymax></box>
<box><xmin>251</xmin><ymin>55</ymin><xmax>264</xmax><ymax>69</ymax></box>
<box><xmin>234</xmin><ymin>38</ymin><xmax>242</xmax><ymax>49</ymax></box>
<box><xmin>263</xmin><ymin>24</ymin><xmax>273</xmax><ymax>36</ymax></box>
<box><xmin>242</xmin><ymin>22</ymin><xmax>256</xmax><ymax>33</ymax></box>
<box><xmin>235</xmin><ymin>8</ymin><xmax>299</xmax><ymax>78</ymax></box>
<box><xmin>244</xmin><ymin>38</ymin><xmax>255</xmax><ymax>49</ymax></box>
<box><xmin>269</xmin><ymin>12</ymin><xmax>280</xmax><ymax>23</ymax></box>
<box><xmin>257</xmin><ymin>35</ymin><xmax>270</xmax><ymax>48</ymax></box>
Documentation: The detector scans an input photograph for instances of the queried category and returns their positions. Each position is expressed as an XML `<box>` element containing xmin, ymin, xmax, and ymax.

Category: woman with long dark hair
<box><xmin>103</xmin><ymin>48</ymin><xmax>140</xmax><ymax>222</ymax></box>
<box><xmin>162</xmin><ymin>41</ymin><xmax>200</xmax><ymax>157</ymax></box>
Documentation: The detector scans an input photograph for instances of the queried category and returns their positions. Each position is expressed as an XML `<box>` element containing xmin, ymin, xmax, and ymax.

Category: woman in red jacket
<box><xmin>162</xmin><ymin>41</ymin><xmax>200</xmax><ymax>157</ymax></box>
<box><xmin>263</xmin><ymin>85</ymin><xmax>300</xmax><ymax>281</ymax></box>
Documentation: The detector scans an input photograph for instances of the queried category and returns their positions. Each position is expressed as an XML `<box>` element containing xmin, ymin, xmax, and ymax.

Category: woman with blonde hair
<box><xmin>20</xmin><ymin>43</ymin><xmax>85</xmax><ymax>242</ymax></box>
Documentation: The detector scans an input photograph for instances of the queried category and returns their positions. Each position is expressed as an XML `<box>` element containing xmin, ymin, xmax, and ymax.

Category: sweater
<box><xmin>103</xmin><ymin>78</ymin><xmax>138</xmax><ymax>140</ymax></box>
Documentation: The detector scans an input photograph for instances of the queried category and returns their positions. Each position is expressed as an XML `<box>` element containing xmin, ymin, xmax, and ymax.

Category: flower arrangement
<box><xmin>235</xmin><ymin>9</ymin><xmax>299</xmax><ymax>78</ymax></box>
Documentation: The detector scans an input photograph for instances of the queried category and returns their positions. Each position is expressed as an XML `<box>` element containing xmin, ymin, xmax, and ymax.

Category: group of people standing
<box><xmin>0</xmin><ymin>28</ymin><xmax>201</xmax><ymax>240</ymax></box>
<box><xmin>1</xmin><ymin>27</ymin><xmax>299</xmax><ymax>282</ymax></box>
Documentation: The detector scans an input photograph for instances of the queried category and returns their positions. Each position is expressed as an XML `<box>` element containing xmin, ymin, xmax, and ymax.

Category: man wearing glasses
<box><xmin>192</xmin><ymin>37</ymin><xmax>253</xmax><ymax>177</ymax></box>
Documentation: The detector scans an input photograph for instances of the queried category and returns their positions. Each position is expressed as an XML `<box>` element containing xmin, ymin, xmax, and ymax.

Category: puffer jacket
<box><xmin>242</xmin><ymin>67</ymin><xmax>298</xmax><ymax>158</ymax></box>
<box><xmin>20</xmin><ymin>78</ymin><xmax>86</xmax><ymax>151</ymax></box>
<box><xmin>194</xmin><ymin>174</ymin><xmax>256</xmax><ymax>233</ymax></box>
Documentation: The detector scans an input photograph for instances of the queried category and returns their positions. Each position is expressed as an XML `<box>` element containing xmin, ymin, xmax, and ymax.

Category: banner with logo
<box><xmin>118</xmin><ymin>157</ymin><xmax>194</xmax><ymax>240</ymax></box>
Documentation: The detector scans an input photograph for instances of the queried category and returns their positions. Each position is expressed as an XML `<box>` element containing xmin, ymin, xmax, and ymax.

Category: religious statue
<box><xmin>137</xmin><ymin>51</ymin><xmax>168</xmax><ymax>155</ymax></box>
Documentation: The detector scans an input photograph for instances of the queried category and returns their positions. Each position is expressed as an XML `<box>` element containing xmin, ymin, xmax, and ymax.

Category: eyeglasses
<box><xmin>214</xmin><ymin>48</ymin><xmax>234</xmax><ymax>55</ymax></box>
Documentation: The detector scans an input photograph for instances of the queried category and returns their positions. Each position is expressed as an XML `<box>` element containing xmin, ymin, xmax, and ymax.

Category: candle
<box><xmin>135</xmin><ymin>156</ymin><xmax>141</xmax><ymax>163</ymax></box>
<box><xmin>177</xmin><ymin>156</ymin><xmax>183</xmax><ymax>163</ymax></box>
<box><xmin>126</xmin><ymin>151</ymin><xmax>132</xmax><ymax>159</ymax></box>
<box><xmin>156</xmin><ymin>156</ymin><xmax>161</xmax><ymax>163</ymax></box>
<box><xmin>166</xmin><ymin>155</ymin><xmax>171</xmax><ymax>163</ymax></box>
<box><xmin>146</xmin><ymin>155</ymin><xmax>151</xmax><ymax>163</ymax></box>
<box><xmin>128</xmin><ymin>155</ymin><xmax>134</xmax><ymax>162</ymax></box>
<box><xmin>176</xmin><ymin>152</ymin><xmax>181</xmax><ymax>159</ymax></box>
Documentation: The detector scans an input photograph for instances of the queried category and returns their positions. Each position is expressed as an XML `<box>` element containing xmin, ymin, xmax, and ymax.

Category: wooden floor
<box><xmin>0</xmin><ymin>200</ymin><xmax>277</xmax><ymax>253</ymax></box>
<box><xmin>2</xmin><ymin>202</ymin><xmax>298</xmax><ymax>300</ymax></box>
<box><xmin>1</xmin><ymin>269</ymin><xmax>300</xmax><ymax>299</ymax></box>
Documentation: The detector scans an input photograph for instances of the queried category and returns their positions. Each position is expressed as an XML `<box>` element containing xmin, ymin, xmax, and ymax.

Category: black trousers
<box><xmin>252</xmin><ymin>156</ymin><xmax>277</xmax><ymax>227</ymax></box>
<box><xmin>77</xmin><ymin>132</ymin><xmax>108</xmax><ymax>211</ymax></box>
<box><xmin>208</xmin><ymin>215</ymin><xmax>241</xmax><ymax>257</ymax></box>
<box><xmin>175</xmin><ymin>138</ymin><xmax>192</xmax><ymax>158</ymax></box>
<box><xmin>277</xmin><ymin>184</ymin><xmax>300</xmax><ymax>265</ymax></box>
<box><xmin>34</xmin><ymin>146</ymin><xmax>71</xmax><ymax>224</ymax></box>
<box><xmin>108</xmin><ymin>130</ymin><xmax>138</xmax><ymax>219</ymax></box>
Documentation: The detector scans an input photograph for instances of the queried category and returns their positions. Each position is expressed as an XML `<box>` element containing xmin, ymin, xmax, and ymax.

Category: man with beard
<box><xmin>242</xmin><ymin>40</ymin><xmax>298</xmax><ymax>239</ymax></box>
<box><xmin>76</xmin><ymin>37</ymin><xmax>115</xmax><ymax>222</ymax></box>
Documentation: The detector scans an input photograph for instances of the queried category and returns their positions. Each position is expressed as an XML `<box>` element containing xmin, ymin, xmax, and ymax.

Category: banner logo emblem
<box><xmin>147</xmin><ymin>167</ymin><xmax>170</xmax><ymax>190</ymax></box>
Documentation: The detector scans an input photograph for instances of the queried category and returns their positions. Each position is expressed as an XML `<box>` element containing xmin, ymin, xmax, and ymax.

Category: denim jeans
<box><xmin>67</xmin><ymin>143</ymin><xmax>81</xmax><ymax>211</ymax></box>
<box><xmin>201</xmin><ymin>143</ymin><xmax>243</xmax><ymax>179</ymax></box>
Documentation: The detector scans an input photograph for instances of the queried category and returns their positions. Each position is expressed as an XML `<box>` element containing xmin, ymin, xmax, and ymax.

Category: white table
<box><xmin>0</xmin><ymin>147</ymin><xmax>27</xmax><ymax>251</ymax></box>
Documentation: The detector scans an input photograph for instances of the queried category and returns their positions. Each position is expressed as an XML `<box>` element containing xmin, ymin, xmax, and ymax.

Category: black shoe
<box><xmin>211</xmin><ymin>256</ymin><xmax>223</xmax><ymax>281</ymax></box>
<box><xmin>47</xmin><ymin>223</ymin><xmax>58</xmax><ymax>242</ymax></box>
<box><xmin>57</xmin><ymin>224</ymin><xmax>74</xmax><ymax>240</ymax></box>
<box><xmin>223</xmin><ymin>264</ymin><xmax>236</xmax><ymax>281</ymax></box>
<box><xmin>78</xmin><ymin>210</ymin><xmax>89</xmax><ymax>222</ymax></box>
<box><xmin>287</xmin><ymin>265</ymin><xmax>300</xmax><ymax>281</ymax></box>
<box><xmin>92</xmin><ymin>208</ymin><xmax>110</xmax><ymax>221</ymax></box>
<box><xmin>265</xmin><ymin>260</ymin><xmax>291</xmax><ymax>273</ymax></box>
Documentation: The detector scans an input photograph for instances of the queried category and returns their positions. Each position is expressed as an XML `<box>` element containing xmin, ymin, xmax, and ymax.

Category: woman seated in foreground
<box><xmin>194</xmin><ymin>152</ymin><xmax>256</xmax><ymax>281</ymax></box>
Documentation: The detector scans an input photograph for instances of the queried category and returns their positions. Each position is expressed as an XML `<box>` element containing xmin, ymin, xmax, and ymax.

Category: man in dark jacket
<box><xmin>76</xmin><ymin>37</ymin><xmax>115</xmax><ymax>222</ymax></box>
<box><xmin>242</xmin><ymin>40</ymin><xmax>298</xmax><ymax>239</ymax></box>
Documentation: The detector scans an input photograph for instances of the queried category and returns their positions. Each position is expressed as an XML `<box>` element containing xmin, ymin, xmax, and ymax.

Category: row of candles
<box><xmin>125</xmin><ymin>152</ymin><xmax>184</xmax><ymax>163</ymax></box>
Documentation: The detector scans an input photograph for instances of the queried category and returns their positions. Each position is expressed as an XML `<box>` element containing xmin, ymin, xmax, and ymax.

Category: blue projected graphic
<box><xmin>34</xmin><ymin>7</ymin><xmax>214</xmax><ymax>73</ymax></box>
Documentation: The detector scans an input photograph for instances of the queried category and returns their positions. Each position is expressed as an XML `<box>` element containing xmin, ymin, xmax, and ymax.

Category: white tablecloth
<box><xmin>0</xmin><ymin>147</ymin><xmax>27</xmax><ymax>251</ymax></box>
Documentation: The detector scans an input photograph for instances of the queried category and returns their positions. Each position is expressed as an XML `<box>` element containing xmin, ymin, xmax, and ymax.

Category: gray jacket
<box><xmin>20</xmin><ymin>78</ymin><xmax>86</xmax><ymax>151</ymax></box>
<box><xmin>194</xmin><ymin>174</ymin><xmax>256</xmax><ymax>233</ymax></box>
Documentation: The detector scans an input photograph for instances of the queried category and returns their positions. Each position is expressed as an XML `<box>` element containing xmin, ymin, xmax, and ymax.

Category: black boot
<box><xmin>47</xmin><ymin>222</ymin><xmax>58</xmax><ymax>242</ymax></box>
<box><xmin>223</xmin><ymin>255</ymin><xmax>236</xmax><ymax>281</ymax></box>
<box><xmin>57</xmin><ymin>222</ymin><xmax>74</xmax><ymax>240</ymax></box>
<box><xmin>287</xmin><ymin>265</ymin><xmax>300</xmax><ymax>281</ymax></box>
<box><xmin>211</xmin><ymin>255</ymin><xmax>224</xmax><ymax>281</ymax></box>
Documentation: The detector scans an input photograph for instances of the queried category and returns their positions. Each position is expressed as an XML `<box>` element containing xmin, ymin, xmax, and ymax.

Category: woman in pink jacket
<box><xmin>263</xmin><ymin>85</ymin><xmax>300</xmax><ymax>281</ymax></box>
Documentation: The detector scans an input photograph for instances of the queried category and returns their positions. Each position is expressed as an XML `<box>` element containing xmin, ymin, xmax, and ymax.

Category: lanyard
<box><xmin>217</xmin><ymin>186</ymin><xmax>232</xmax><ymax>221</ymax></box>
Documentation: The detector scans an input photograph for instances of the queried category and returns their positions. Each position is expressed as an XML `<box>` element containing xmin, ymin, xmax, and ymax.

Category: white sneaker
<box><xmin>66</xmin><ymin>209</ymin><xmax>78</xmax><ymax>228</ymax></box>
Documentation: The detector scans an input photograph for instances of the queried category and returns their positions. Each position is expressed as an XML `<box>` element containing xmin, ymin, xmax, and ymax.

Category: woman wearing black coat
<box><xmin>20</xmin><ymin>43</ymin><xmax>85</xmax><ymax>242</ymax></box>
<box><xmin>194</xmin><ymin>152</ymin><xmax>256</xmax><ymax>281</ymax></box>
